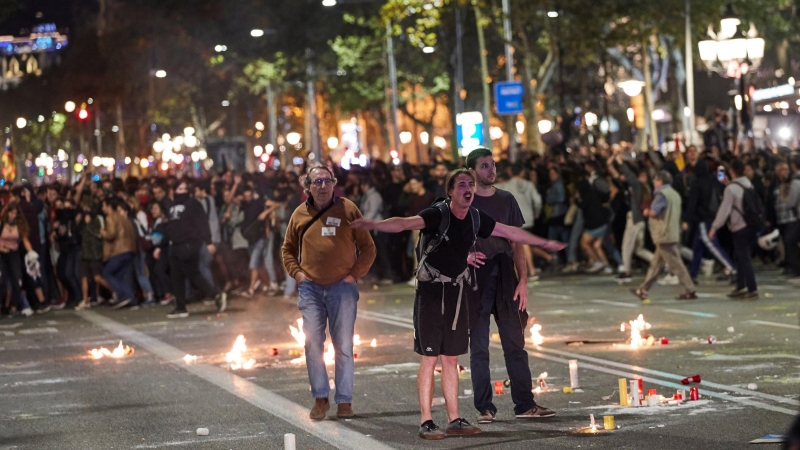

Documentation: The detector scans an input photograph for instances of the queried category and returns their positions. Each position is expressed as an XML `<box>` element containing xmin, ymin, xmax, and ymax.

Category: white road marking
<box><xmin>534</xmin><ymin>292</ymin><xmax>573</xmax><ymax>300</ymax></box>
<box><xmin>133</xmin><ymin>434</ymin><xmax>264</xmax><ymax>448</ymax></box>
<box><xmin>662</xmin><ymin>309</ymin><xmax>718</xmax><ymax>318</ymax></box>
<box><xmin>358</xmin><ymin>310</ymin><xmax>413</xmax><ymax>324</ymax></box>
<box><xmin>77</xmin><ymin>311</ymin><xmax>393</xmax><ymax>450</ymax></box>
<box><xmin>19</xmin><ymin>327</ymin><xmax>59</xmax><ymax>334</ymax></box>
<box><xmin>357</xmin><ymin>311</ymin><xmax>800</xmax><ymax>415</ymax></box>
<box><xmin>746</xmin><ymin>320</ymin><xmax>800</xmax><ymax>330</ymax></box>
<box><xmin>591</xmin><ymin>299</ymin><xmax>637</xmax><ymax>308</ymax></box>
<box><xmin>0</xmin><ymin>323</ymin><xmax>22</xmax><ymax>329</ymax></box>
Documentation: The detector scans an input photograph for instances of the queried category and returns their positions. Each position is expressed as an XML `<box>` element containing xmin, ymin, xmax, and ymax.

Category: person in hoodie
<box><xmin>154</xmin><ymin>179</ymin><xmax>226</xmax><ymax>318</ymax></box>
<box><xmin>682</xmin><ymin>158</ymin><xmax>735</xmax><ymax>282</ymax></box>
<box><xmin>710</xmin><ymin>159</ymin><xmax>758</xmax><ymax>299</ymax></box>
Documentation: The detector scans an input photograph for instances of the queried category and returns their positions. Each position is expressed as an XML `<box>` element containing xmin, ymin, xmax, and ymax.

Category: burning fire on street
<box><xmin>226</xmin><ymin>335</ymin><xmax>255</xmax><ymax>370</ymax></box>
<box><xmin>621</xmin><ymin>314</ymin><xmax>654</xmax><ymax>348</ymax></box>
<box><xmin>530</xmin><ymin>323</ymin><xmax>544</xmax><ymax>346</ymax></box>
<box><xmin>89</xmin><ymin>341</ymin><xmax>134</xmax><ymax>359</ymax></box>
<box><xmin>533</xmin><ymin>372</ymin><xmax>548</xmax><ymax>393</ymax></box>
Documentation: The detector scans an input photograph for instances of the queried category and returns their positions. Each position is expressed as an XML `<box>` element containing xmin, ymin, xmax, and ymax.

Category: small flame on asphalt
<box><xmin>530</xmin><ymin>324</ymin><xmax>544</xmax><ymax>346</ymax></box>
<box><xmin>89</xmin><ymin>341</ymin><xmax>134</xmax><ymax>359</ymax></box>
<box><xmin>622</xmin><ymin>314</ymin><xmax>652</xmax><ymax>348</ymax></box>
<box><xmin>183</xmin><ymin>354</ymin><xmax>198</xmax><ymax>363</ymax></box>
<box><xmin>226</xmin><ymin>335</ymin><xmax>255</xmax><ymax>370</ymax></box>
<box><xmin>354</xmin><ymin>334</ymin><xmax>361</xmax><ymax>346</ymax></box>
<box><xmin>370</xmin><ymin>338</ymin><xmax>377</xmax><ymax>348</ymax></box>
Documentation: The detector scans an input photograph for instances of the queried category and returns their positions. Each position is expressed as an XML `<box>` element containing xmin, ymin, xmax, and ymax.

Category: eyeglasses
<box><xmin>311</xmin><ymin>178</ymin><xmax>334</xmax><ymax>186</ymax></box>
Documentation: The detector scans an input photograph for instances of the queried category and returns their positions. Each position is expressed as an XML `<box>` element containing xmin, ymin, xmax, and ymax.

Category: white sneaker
<box><xmin>617</xmin><ymin>265</ymin><xmax>626</xmax><ymax>274</ymax></box>
<box><xmin>406</xmin><ymin>278</ymin><xmax>417</xmax><ymax>287</ymax></box>
<box><xmin>602</xmin><ymin>266</ymin><xmax>614</xmax><ymax>274</ymax></box>
<box><xmin>657</xmin><ymin>274</ymin><xmax>680</xmax><ymax>286</ymax></box>
<box><xmin>21</xmin><ymin>308</ymin><xmax>33</xmax><ymax>317</ymax></box>
<box><xmin>584</xmin><ymin>261</ymin><xmax>605</xmax><ymax>274</ymax></box>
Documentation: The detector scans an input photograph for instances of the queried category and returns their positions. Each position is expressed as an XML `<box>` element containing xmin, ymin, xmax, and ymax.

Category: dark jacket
<box><xmin>578</xmin><ymin>179</ymin><xmax>611</xmax><ymax>230</ymax></box>
<box><xmin>682</xmin><ymin>160</ymin><xmax>722</xmax><ymax>225</ymax></box>
<box><xmin>164</xmin><ymin>196</ymin><xmax>212</xmax><ymax>247</ymax></box>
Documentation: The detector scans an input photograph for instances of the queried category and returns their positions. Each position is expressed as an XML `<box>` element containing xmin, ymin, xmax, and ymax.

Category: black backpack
<box><xmin>732</xmin><ymin>181</ymin><xmax>765</xmax><ymax>232</ymax></box>
<box><xmin>414</xmin><ymin>199</ymin><xmax>480</xmax><ymax>280</ymax></box>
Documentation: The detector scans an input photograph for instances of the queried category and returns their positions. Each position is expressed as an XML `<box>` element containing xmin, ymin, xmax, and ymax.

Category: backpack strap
<box><xmin>416</xmin><ymin>201</ymin><xmax>450</xmax><ymax>272</ymax></box>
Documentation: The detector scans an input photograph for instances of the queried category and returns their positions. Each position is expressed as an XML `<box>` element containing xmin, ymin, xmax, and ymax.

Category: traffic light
<box><xmin>78</xmin><ymin>102</ymin><xmax>89</xmax><ymax>120</ymax></box>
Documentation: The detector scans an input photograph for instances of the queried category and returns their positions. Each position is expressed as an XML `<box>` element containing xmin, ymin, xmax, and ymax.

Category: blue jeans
<box><xmin>133</xmin><ymin>251</ymin><xmax>154</xmax><ymax>300</ymax></box>
<box><xmin>298</xmin><ymin>279</ymin><xmax>359</xmax><ymax>404</ymax></box>
<box><xmin>198</xmin><ymin>244</ymin><xmax>215</xmax><ymax>289</ymax></box>
<box><xmin>103</xmin><ymin>252</ymin><xmax>135</xmax><ymax>303</ymax></box>
<box><xmin>248</xmin><ymin>237</ymin><xmax>277</xmax><ymax>282</ymax></box>
<box><xmin>567</xmin><ymin>210</ymin><xmax>584</xmax><ymax>264</ymax></box>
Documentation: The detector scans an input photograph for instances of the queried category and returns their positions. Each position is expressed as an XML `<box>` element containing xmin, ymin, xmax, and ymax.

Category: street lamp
<box><xmin>250</xmin><ymin>29</ymin><xmax>265</xmax><ymax>37</ymax></box>
<box><xmin>65</xmin><ymin>101</ymin><xmax>76</xmax><ymax>113</ymax></box>
<box><xmin>155</xmin><ymin>70</ymin><xmax>167</xmax><ymax>78</ymax></box>
<box><xmin>698</xmin><ymin>5</ymin><xmax>764</xmax><ymax>148</ymax></box>
<box><xmin>15</xmin><ymin>117</ymin><xmax>26</xmax><ymax>129</ymax></box>
<box><xmin>618</xmin><ymin>80</ymin><xmax>644</xmax><ymax>97</ymax></box>
<box><xmin>322</xmin><ymin>0</ymin><xmax>337</xmax><ymax>5</ymax></box>
<box><xmin>286</xmin><ymin>132</ymin><xmax>301</xmax><ymax>146</ymax></box>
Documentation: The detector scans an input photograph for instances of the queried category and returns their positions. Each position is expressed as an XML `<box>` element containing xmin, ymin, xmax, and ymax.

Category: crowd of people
<box><xmin>1</xmin><ymin>139</ymin><xmax>797</xmax><ymax>320</ymax></box>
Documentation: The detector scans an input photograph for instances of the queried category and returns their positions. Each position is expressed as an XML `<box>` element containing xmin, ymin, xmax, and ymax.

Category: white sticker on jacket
<box><xmin>322</xmin><ymin>227</ymin><xmax>336</xmax><ymax>236</ymax></box>
<box><xmin>326</xmin><ymin>217</ymin><xmax>342</xmax><ymax>227</ymax></box>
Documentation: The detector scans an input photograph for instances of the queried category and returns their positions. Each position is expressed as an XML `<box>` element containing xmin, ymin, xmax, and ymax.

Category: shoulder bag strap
<box><xmin>297</xmin><ymin>200</ymin><xmax>336</xmax><ymax>263</ymax></box>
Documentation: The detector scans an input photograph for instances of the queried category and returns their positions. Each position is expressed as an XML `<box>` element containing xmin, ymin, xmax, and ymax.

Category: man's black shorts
<box><xmin>413</xmin><ymin>280</ymin><xmax>471</xmax><ymax>357</ymax></box>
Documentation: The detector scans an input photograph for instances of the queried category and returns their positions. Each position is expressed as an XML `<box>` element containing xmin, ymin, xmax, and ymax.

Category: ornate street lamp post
<box><xmin>698</xmin><ymin>4</ymin><xmax>765</xmax><ymax>151</ymax></box>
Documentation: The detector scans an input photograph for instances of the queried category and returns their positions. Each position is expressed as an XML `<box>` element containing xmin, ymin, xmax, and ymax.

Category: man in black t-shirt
<box><xmin>466</xmin><ymin>148</ymin><xmax>557</xmax><ymax>424</ymax></box>
<box><xmin>352</xmin><ymin>169</ymin><xmax>565</xmax><ymax>441</ymax></box>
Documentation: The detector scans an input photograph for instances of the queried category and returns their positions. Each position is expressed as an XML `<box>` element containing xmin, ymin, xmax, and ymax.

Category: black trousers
<box><xmin>0</xmin><ymin>250</ymin><xmax>23</xmax><ymax>310</ymax></box>
<box><xmin>469</xmin><ymin>266</ymin><xmax>535</xmax><ymax>415</ymax></box>
<box><xmin>169</xmin><ymin>241</ymin><xmax>219</xmax><ymax>310</ymax></box>
<box><xmin>783</xmin><ymin>222</ymin><xmax>800</xmax><ymax>276</ymax></box>
<box><xmin>732</xmin><ymin>228</ymin><xmax>757</xmax><ymax>292</ymax></box>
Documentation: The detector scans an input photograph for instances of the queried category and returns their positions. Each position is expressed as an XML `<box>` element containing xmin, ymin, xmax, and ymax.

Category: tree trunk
<box><xmin>115</xmin><ymin>98</ymin><xmax>125</xmax><ymax>160</ymax></box>
<box><xmin>643</xmin><ymin>40</ymin><xmax>658</xmax><ymax>150</ymax></box>
<box><xmin>474</xmin><ymin>6</ymin><xmax>491</xmax><ymax>149</ymax></box>
<box><xmin>522</xmin><ymin>56</ymin><xmax>541</xmax><ymax>153</ymax></box>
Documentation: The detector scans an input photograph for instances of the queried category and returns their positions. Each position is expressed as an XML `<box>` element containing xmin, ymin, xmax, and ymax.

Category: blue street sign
<box><xmin>494</xmin><ymin>81</ymin><xmax>524</xmax><ymax>115</ymax></box>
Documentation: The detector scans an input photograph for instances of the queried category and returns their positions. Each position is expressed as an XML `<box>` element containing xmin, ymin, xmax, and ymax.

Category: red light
<box><xmin>78</xmin><ymin>109</ymin><xmax>89</xmax><ymax>120</ymax></box>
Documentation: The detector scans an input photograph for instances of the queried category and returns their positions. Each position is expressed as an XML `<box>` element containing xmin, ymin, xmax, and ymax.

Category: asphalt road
<box><xmin>2</xmin><ymin>268</ymin><xmax>799</xmax><ymax>449</ymax></box>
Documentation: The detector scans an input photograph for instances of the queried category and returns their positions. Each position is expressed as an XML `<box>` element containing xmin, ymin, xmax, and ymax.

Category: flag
<box><xmin>2</xmin><ymin>137</ymin><xmax>15</xmax><ymax>182</ymax></box>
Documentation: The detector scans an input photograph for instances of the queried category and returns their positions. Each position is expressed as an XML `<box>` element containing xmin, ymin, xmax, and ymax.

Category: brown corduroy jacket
<box><xmin>282</xmin><ymin>196</ymin><xmax>375</xmax><ymax>285</ymax></box>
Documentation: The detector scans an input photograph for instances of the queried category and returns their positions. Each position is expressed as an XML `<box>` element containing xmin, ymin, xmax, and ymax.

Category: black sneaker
<box><xmin>445</xmin><ymin>418</ymin><xmax>482</xmax><ymax>435</ymax></box>
<box><xmin>216</xmin><ymin>292</ymin><xmax>227</xmax><ymax>313</ymax></box>
<box><xmin>615</xmin><ymin>273</ymin><xmax>632</xmax><ymax>283</ymax></box>
<box><xmin>418</xmin><ymin>420</ymin><xmax>445</xmax><ymax>440</ymax></box>
<box><xmin>167</xmin><ymin>308</ymin><xmax>189</xmax><ymax>319</ymax></box>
